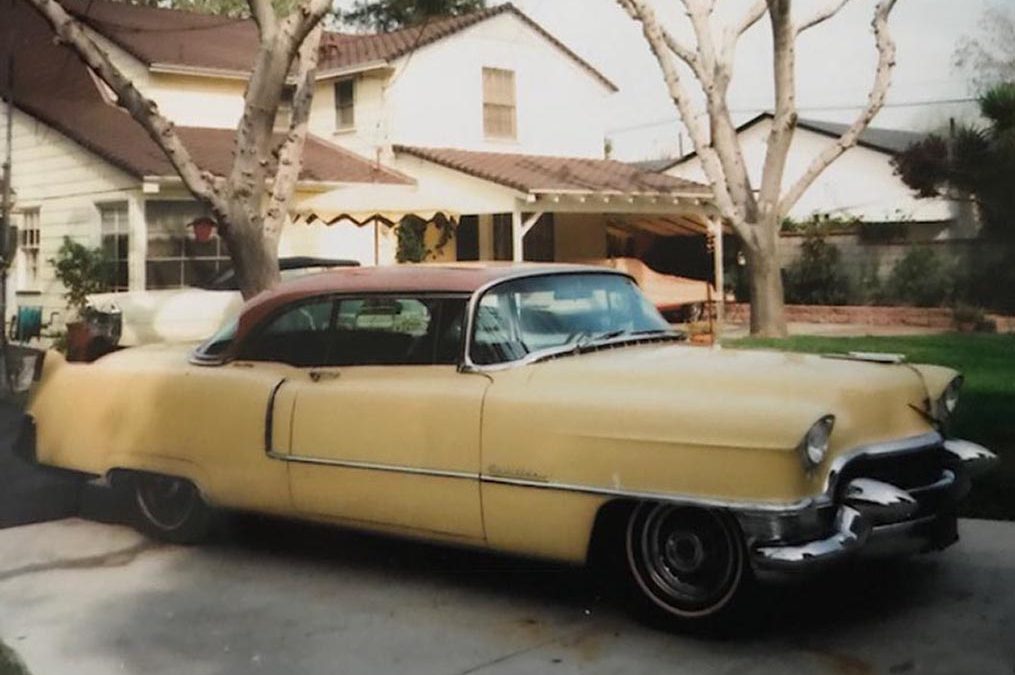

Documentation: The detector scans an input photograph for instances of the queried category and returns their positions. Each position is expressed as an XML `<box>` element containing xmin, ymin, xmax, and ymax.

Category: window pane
<box><xmin>146</xmin><ymin>260</ymin><xmax>182</xmax><ymax>289</ymax></box>
<box><xmin>335</xmin><ymin>79</ymin><xmax>355</xmax><ymax>129</ymax></box>
<box><xmin>482</xmin><ymin>68</ymin><xmax>516</xmax><ymax>139</ymax></box>
<box><xmin>145</xmin><ymin>200</ymin><xmax>227</xmax><ymax>291</ymax></box>
<box><xmin>331</xmin><ymin>297</ymin><xmax>436</xmax><ymax>366</ymax></box>
<box><xmin>182</xmin><ymin>259</ymin><xmax>219</xmax><ymax>287</ymax></box>
<box><xmin>242</xmin><ymin>299</ymin><xmax>335</xmax><ymax>367</ymax></box>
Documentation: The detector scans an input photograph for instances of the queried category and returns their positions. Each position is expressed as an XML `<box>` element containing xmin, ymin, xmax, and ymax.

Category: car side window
<box><xmin>239</xmin><ymin>296</ymin><xmax>468</xmax><ymax>367</ymax></box>
<box><xmin>239</xmin><ymin>299</ymin><xmax>335</xmax><ymax>366</ymax></box>
<box><xmin>330</xmin><ymin>297</ymin><xmax>438</xmax><ymax>366</ymax></box>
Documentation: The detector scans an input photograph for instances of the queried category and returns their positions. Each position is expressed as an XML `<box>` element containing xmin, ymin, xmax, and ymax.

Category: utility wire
<box><xmin>608</xmin><ymin>97</ymin><xmax>979</xmax><ymax>134</ymax></box>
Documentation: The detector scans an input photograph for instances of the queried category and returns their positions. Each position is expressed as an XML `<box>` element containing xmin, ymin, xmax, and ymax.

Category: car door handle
<box><xmin>308</xmin><ymin>370</ymin><xmax>340</xmax><ymax>382</ymax></box>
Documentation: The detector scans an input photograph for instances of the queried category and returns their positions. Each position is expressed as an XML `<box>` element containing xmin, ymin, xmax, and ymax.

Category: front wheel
<box><xmin>131</xmin><ymin>472</ymin><xmax>214</xmax><ymax>544</ymax></box>
<box><xmin>622</xmin><ymin>503</ymin><xmax>750</xmax><ymax>627</ymax></box>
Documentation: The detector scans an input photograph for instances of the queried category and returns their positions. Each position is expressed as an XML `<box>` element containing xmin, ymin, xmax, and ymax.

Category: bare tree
<box><xmin>617</xmin><ymin>0</ymin><xmax>898</xmax><ymax>336</ymax></box>
<box><xmin>27</xmin><ymin>0</ymin><xmax>332</xmax><ymax>298</ymax></box>
<box><xmin>954</xmin><ymin>3</ymin><xmax>1015</xmax><ymax>93</ymax></box>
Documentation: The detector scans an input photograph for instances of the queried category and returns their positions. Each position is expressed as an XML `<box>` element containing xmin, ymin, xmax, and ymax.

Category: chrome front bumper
<box><xmin>745</xmin><ymin>438</ymin><xmax>997</xmax><ymax>571</ymax></box>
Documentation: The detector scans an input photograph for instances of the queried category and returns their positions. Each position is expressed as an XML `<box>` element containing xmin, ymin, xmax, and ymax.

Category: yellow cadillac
<box><xmin>14</xmin><ymin>264</ymin><xmax>997</xmax><ymax>626</ymax></box>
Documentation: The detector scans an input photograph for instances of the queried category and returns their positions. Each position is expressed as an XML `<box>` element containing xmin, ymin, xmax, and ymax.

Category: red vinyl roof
<box><xmin>233</xmin><ymin>263</ymin><xmax>624</xmax><ymax>342</ymax></box>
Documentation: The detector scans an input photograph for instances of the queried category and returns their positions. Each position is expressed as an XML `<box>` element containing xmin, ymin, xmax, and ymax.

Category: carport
<box><xmin>295</xmin><ymin>146</ymin><xmax>729</xmax><ymax>339</ymax></box>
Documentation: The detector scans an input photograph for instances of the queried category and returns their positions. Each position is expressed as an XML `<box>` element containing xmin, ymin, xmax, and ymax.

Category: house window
<box><xmin>99</xmin><ymin>202</ymin><xmax>129</xmax><ymax>291</ymax></box>
<box><xmin>483</xmin><ymin>67</ymin><xmax>516</xmax><ymax>139</ymax></box>
<box><xmin>17</xmin><ymin>208</ymin><xmax>41</xmax><ymax>291</ymax></box>
<box><xmin>145</xmin><ymin>201</ymin><xmax>230</xmax><ymax>289</ymax></box>
<box><xmin>334</xmin><ymin>78</ymin><xmax>355</xmax><ymax>130</ymax></box>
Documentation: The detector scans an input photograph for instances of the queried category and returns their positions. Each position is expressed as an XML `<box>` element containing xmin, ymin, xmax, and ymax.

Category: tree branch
<box><xmin>279</xmin><ymin>0</ymin><xmax>333</xmax><ymax>53</ymax></box>
<box><xmin>737</xmin><ymin>0</ymin><xmax>768</xmax><ymax>36</ymax></box>
<box><xmin>616</xmin><ymin>0</ymin><xmax>747</xmax><ymax>237</ymax></box>
<box><xmin>757</xmin><ymin>0</ymin><xmax>796</xmax><ymax>223</ymax></box>
<box><xmin>778</xmin><ymin>0</ymin><xmax>898</xmax><ymax>218</ymax></box>
<box><xmin>662</xmin><ymin>28</ymin><xmax>701</xmax><ymax>73</ymax></box>
<box><xmin>264</xmin><ymin>25</ymin><xmax>322</xmax><ymax>243</ymax></box>
<box><xmin>247</xmin><ymin>0</ymin><xmax>277</xmax><ymax>39</ymax></box>
<box><xmin>683</xmin><ymin>0</ymin><xmax>758</xmax><ymax>221</ymax></box>
<box><xmin>796</xmin><ymin>0</ymin><xmax>851</xmax><ymax>35</ymax></box>
<box><xmin>27</xmin><ymin>0</ymin><xmax>224</xmax><ymax>211</ymax></box>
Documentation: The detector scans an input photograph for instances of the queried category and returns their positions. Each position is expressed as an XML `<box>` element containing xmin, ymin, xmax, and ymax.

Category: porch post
<box><xmin>710</xmin><ymin>216</ymin><xmax>724</xmax><ymax>347</ymax></box>
<box><xmin>511</xmin><ymin>208</ymin><xmax>523</xmax><ymax>262</ymax></box>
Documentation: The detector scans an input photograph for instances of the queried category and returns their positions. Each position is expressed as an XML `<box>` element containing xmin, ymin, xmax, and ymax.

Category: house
<box><xmin>657</xmin><ymin>112</ymin><xmax>979</xmax><ymax>276</ymax></box>
<box><xmin>3</xmin><ymin>0</ymin><xmax>714</xmax><ymax>328</ymax></box>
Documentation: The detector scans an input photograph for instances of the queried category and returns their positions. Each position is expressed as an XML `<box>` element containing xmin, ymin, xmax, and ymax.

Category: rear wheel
<box><xmin>621</xmin><ymin>503</ymin><xmax>750</xmax><ymax>627</ymax></box>
<box><xmin>131</xmin><ymin>473</ymin><xmax>214</xmax><ymax>544</ymax></box>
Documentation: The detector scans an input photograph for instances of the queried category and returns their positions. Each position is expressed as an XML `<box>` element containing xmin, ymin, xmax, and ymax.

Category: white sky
<box><xmin>337</xmin><ymin>0</ymin><xmax>1001</xmax><ymax>161</ymax></box>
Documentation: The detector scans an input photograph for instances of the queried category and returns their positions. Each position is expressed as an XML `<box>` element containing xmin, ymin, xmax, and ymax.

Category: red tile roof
<box><xmin>317</xmin><ymin>5</ymin><xmax>617</xmax><ymax>91</ymax></box>
<box><xmin>393</xmin><ymin>146</ymin><xmax>711</xmax><ymax>196</ymax></box>
<box><xmin>12</xmin><ymin>0</ymin><xmax>409</xmax><ymax>185</ymax></box>
<box><xmin>55</xmin><ymin>0</ymin><xmax>615</xmax><ymax>90</ymax></box>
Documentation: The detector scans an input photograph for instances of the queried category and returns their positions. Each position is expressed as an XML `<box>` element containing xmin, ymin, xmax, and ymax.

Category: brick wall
<box><xmin>726</xmin><ymin>303</ymin><xmax>1013</xmax><ymax>330</ymax></box>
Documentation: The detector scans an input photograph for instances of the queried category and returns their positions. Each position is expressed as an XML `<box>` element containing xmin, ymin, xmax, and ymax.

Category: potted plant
<box><xmin>50</xmin><ymin>237</ymin><xmax>112</xmax><ymax>360</ymax></box>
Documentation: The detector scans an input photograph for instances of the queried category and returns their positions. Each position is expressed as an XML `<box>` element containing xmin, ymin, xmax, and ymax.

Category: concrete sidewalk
<box><xmin>1</xmin><ymin>517</ymin><xmax>1012</xmax><ymax>675</ymax></box>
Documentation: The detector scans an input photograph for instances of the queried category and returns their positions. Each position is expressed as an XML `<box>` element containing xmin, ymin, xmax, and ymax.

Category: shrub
<box><xmin>49</xmin><ymin>237</ymin><xmax>111</xmax><ymax>318</ymax></box>
<box><xmin>783</xmin><ymin>226</ymin><xmax>849</xmax><ymax>305</ymax></box>
<box><xmin>846</xmin><ymin>261</ymin><xmax>884</xmax><ymax>306</ymax></box>
<box><xmin>395</xmin><ymin>216</ymin><xmax>427</xmax><ymax>263</ymax></box>
<box><xmin>952</xmin><ymin>304</ymin><xmax>997</xmax><ymax>333</ymax></box>
<box><xmin>957</xmin><ymin>242</ymin><xmax>1015</xmax><ymax>313</ymax></box>
<box><xmin>883</xmin><ymin>247</ymin><xmax>954</xmax><ymax>307</ymax></box>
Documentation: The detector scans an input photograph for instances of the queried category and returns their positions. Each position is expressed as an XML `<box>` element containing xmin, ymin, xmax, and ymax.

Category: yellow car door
<box><xmin>256</xmin><ymin>295</ymin><xmax>489</xmax><ymax>541</ymax></box>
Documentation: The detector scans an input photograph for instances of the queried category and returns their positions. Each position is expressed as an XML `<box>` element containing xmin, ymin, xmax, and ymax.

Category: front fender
<box><xmin>909</xmin><ymin>363</ymin><xmax>962</xmax><ymax>403</ymax></box>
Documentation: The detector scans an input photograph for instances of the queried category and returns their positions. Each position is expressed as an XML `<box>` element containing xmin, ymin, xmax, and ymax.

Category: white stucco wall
<box><xmin>667</xmin><ymin>118</ymin><xmax>960</xmax><ymax>228</ymax></box>
<box><xmin>6</xmin><ymin>108</ymin><xmax>143</xmax><ymax>327</ymax></box>
<box><xmin>317</xmin><ymin>13</ymin><xmax>613</xmax><ymax>159</ymax></box>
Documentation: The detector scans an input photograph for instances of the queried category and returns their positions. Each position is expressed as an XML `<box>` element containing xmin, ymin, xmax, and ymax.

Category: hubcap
<box><xmin>626</xmin><ymin>504</ymin><xmax>743</xmax><ymax>617</ymax></box>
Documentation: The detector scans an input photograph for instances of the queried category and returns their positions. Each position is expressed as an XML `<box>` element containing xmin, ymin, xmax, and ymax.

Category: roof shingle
<box><xmin>393</xmin><ymin>146</ymin><xmax>710</xmax><ymax>196</ymax></box>
<box><xmin>57</xmin><ymin>0</ymin><xmax>616</xmax><ymax>91</ymax></box>
<box><xmin>12</xmin><ymin>0</ymin><xmax>408</xmax><ymax>184</ymax></box>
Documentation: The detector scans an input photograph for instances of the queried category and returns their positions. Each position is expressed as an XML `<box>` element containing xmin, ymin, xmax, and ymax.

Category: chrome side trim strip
<box><xmin>480</xmin><ymin>474</ymin><xmax>815</xmax><ymax>514</ymax></box>
<box><xmin>281</xmin><ymin>453</ymin><xmax>479</xmax><ymax>481</ymax></box>
<box><xmin>266</xmin><ymin>452</ymin><xmax>814</xmax><ymax>514</ymax></box>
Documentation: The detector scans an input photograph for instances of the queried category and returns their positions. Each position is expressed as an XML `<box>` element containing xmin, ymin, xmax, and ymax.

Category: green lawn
<box><xmin>731</xmin><ymin>333</ymin><xmax>1015</xmax><ymax>520</ymax></box>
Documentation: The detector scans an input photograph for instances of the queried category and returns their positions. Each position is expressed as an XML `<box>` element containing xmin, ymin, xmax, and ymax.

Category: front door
<box><xmin>250</xmin><ymin>294</ymin><xmax>488</xmax><ymax>540</ymax></box>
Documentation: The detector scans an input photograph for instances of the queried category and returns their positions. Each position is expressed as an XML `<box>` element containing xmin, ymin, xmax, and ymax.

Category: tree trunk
<box><xmin>222</xmin><ymin>209</ymin><xmax>282</xmax><ymax>299</ymax></box>
<box><xmin>745</xmin><ymin>222</ymin><xmax>788</xmax><ymax>337</ymax></box>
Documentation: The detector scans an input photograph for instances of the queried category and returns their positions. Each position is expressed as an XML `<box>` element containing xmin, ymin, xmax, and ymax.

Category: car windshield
<box><xmin>470</xmin><ymin>273</ymin><xmax>671</xmax><ymax>366</ymax></box>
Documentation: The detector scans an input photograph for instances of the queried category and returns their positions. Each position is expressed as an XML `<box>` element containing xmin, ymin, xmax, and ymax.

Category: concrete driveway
<box><xmin>0</xmin><ymin>516</ymin><xmax>1012</xmax><ymax>675</ymax></box>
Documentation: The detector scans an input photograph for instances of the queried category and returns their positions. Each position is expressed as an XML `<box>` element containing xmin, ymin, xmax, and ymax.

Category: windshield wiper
<box><xmin>570</xmin><ymin>328</ymin><xmax>672</xmax><ymax>349</ymax></box>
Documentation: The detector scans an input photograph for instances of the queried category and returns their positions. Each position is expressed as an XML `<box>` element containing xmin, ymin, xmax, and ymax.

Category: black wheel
<box><xmin>622</xmin><ymin>503</ymin><xmax>749</xmax><ymax>626</ymax></box>
<box><xmin>132</xmin><ymin>472</ymin><xmax>214</xmax><ymax>544</ymax></box>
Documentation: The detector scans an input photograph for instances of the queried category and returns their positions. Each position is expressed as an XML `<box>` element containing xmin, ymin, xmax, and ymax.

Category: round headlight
<box><xmin>801</xmin><ymin>415</ymin><xmax>835</xmax><ymax>468</ymax></box>
<box><xmin>941</xmin><ymin>376</ymin><xmax>963</xmax><ymax>416</ymax></box>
